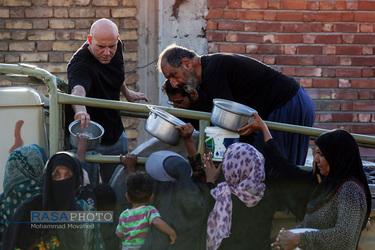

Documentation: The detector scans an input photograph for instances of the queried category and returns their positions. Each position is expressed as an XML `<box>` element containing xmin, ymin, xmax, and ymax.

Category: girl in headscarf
<box><xmin>206</xmin><ymin>142</ymin><xmax>269</xmax><ymax>250</ymax></box>
<box><xmin>3</xmin><ymin>152</ymin><xmax>86</xmax><ymax>250</ymax></box>
<box><xmin>0</xmin><ymin>144</ymin><xmax>47</xmax><ymax>245</ymax></box>
<box><xmin>242</xmin><ymin>113</ymin><xmax>371</xmax><ymax>250</ymax></box>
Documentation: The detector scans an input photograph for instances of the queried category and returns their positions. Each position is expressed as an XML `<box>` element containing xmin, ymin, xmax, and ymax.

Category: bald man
<box><xmin>66</xmin><ymin>18</ymin><xmax>148</xmax><ymax>183</ymax></box>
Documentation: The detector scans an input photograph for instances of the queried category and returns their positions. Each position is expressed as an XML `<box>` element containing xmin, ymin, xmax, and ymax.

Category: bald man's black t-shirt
<box><xmin>66</xmin><ymin>40</ymin><xmax>125</xmax><ymax>145</ymax></box>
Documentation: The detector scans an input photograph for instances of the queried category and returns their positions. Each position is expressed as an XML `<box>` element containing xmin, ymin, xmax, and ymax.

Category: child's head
<box><xmin>93</xmin><ymin>183</ymin><xmax>117</xmax><ymax>211</ymax></box>
<box><xmin>126</xmin><ymin>171</ymin><xmax>154</xmax><ymax>204</ymax></box>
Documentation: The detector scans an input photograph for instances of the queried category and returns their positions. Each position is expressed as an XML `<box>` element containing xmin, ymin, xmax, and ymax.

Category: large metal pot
<box><xmin>210</xmin><ymin>98</ymin><xmax>258</xmax><ymax>132</ymax></box>
<box><xmin>145</xmin><ymin>106</ymin><xmax>186</xmax><ymax>146</ymax></box>
<box><xmin>69</xmin><ymin>120</ymin><xmax>104</xmax><ymax>151</ymax></box>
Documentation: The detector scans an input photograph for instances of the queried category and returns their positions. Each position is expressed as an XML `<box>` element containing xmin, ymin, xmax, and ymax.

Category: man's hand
<box><xmin>121</xmin><ymin>83</ymin><xmax>149</xmax><ymax>102</ymax></box>
<box><xmin>74</xmin><ymin>111</ymin><xmax>91</xmax><ymax>128</ymax></box>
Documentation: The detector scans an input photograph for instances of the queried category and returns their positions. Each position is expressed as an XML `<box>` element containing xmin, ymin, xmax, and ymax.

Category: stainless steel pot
<box><xmin>69</xmin><ymin>120</ymin><xmax>104</xmax><ymax>151</ymax></box>
<box><xmin>210</xmin><ymin>99</ymin><xmax>258</xmax><ymax>132</ymax></box>
<box><xmin>145</xmin><ymin>106</ymin><xmax>186</xmax><ymax>146</ymax></box>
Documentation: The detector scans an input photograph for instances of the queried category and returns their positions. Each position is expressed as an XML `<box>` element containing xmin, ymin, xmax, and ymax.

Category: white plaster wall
<box><xmin>137</xmin><ymin>0</ymin><xmax>208</xmax><ymax>144</ymax></box>
<box><xmin>158</xmin><ymin>0</ymin><xmax>208</xmax><ymax>106</ymax></box>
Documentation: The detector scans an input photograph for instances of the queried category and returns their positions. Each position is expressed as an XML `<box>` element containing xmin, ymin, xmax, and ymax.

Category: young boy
<box><xmin>116</xmin><ymin>171</ymin><xmax>177</xmax><ymax>249</ymax></box>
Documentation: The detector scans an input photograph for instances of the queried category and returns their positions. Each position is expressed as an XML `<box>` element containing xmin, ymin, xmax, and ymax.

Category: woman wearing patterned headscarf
<box><xmin>206</xmin><ymin>142</ymin><xmax>269</xmax><ymax>250</ymax></box>
<box><xmin>244</xmin><ymin>113</ymin><xmax>371</xmax><ymax>250</ymax></box>
<box><xmin>3</xmin><ymin>152</ymin><xmax>86</xmax><ymax>250</ymax></box>
<box><xmin>0</xmin><ymin>144</ymin><xmax>47</xmax><ymax>245</ymax></box>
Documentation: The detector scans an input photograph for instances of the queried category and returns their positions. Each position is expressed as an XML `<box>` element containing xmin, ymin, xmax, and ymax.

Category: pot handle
<box><xmin>147</xmin><ymin>105</ymin><xmax>154</xmax><ymax>114</ymax></box>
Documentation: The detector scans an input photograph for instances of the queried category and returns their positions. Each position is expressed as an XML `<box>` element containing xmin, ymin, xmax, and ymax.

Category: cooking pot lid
<box><xmin>213</xmin><ymin>98</ymin><xmax>258</xmax><ymax>116</ymax></box>
<box><xmin>148</xmin><ymin>106</ymin><xmax>186</xmax><ymax>127</ymax></box>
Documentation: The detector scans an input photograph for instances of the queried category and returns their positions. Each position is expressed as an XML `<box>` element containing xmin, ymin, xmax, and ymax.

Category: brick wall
<box><xmin>0</xmin><ymin>0</ymin><xmax>140</xmax><ymax>150</ymax></box>
<box><xmin>206</xmin><ymin>0</ymin><xmax>375</xmax><ymax>161</ymax></box>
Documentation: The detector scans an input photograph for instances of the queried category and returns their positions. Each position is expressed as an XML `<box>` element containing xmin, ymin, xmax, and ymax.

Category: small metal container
<box><xmin>210</xmin><ymin>98</ymin><xmax>258</xmax><ymax>132</ymax></box>
<box><xmin>69</xmin><ymin>120</ymin><xmax>104</xmax><ymax>151</ymax></box>
<box><xmin>145</xmin><ymin>106</ymin><xmax>186</xmax><ymax>146</ymax></box>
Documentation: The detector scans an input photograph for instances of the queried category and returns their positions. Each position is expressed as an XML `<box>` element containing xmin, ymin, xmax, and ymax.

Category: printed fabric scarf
<box><xmin>206</xmin><ymin>143</ymin><xmax>266</xmax><ymax>250</ymax></box>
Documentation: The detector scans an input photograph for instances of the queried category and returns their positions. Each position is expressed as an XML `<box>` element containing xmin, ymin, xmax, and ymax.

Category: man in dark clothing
<box><xmin>66</xmin><ymin>18</ymin><xmax>148</xmax><ymax>183</ymax></box>
<box><xmin>158</xmin><ymin>44</ymin><xmax>315</xmax><ymax>166</ymax></box>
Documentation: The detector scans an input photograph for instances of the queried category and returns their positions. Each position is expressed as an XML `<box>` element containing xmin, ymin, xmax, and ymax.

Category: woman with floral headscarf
<box><xmin>0</xmin><ymin>144</ymin><xmax>47</xmax><ymax>246</ymax></box>
<box><xmin>206</xmin><ymin>142</ymin><xmax>276</xmax><ymax>250</ymax></box>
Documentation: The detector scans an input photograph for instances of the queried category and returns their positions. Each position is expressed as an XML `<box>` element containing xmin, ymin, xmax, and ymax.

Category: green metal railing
<box><xmin>1</xmin><ymin>63</ymin><xmax>375</xmax><ymax>165</ymax></box>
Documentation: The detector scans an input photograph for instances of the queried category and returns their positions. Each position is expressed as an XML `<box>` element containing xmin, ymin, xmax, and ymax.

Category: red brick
<box><xmin>353</xmin><ymin>35</ymin><xmax>375</xmax><ymax>44</ymax></box>
<box><xmin>347</xmin><ymin>1</ymin><xmax>358</xmax><ymax>11</ymax></box>
<box><xmin>336</xmin><ymin>46</ymin><xmax>361</xmax><ymax>55</ymax></box>
<box><xmin>206</xmin><ymin>21</ymin><xmax>217</xmax><ymax>30</ymax></box>
<box><xmin>228</xmin><ymin>0</ymin><xmax>241</xmax><ymax>9</ymax></box>
<box><xmin>276</xmin><ymin>12</ymin><xmax>303</xmax><ymax>21</ymax></box>
<box><xmin>301</xmin><ymin>57</ymin><xmax>313</xmax><ymax>65</ymax></box>
<box><xmin>336</xmin><ymin>68</ymin><xmax>361</xmax><ymax>77</ymax></box>
<box><xmin>322</xmin><ymin>68</ymin><xmax>336</xmax><ymax>77</ymax></box>
<box><xmin>259</xmin><ymin>45</ymin><xmax>283</xmax><ymax>54</ymax></box>
<box><xmin>319</xmin><ymin>113</ymin><xmax>332</xmax><ymax>122</ymax></box>
<box><xmin>206</xmin><ymin>32</ymin><xmax>226</xmax><ymax>42</ymax></box>
<box><xmin>359</xmin><ymin>1</ymin><xmax>375</xmax><ymax>11</ymax></box>
<box><xmin>307</xmin><ymin>2</ymin><xmax>319</xmax><ymax>10</ymax></box>
<box><xmin>320</xmin><ymin>1</ymin><xmax>346</xmax><ymax>10</ymax></box>
<box><xmin>284</xmin><ymin>45</ymin><xmax>296</xmax><ymax>55</ymax></box>
<box><xmin>226</xmin><ymin>33</ymin><xmax>238</xmax><ymax>42</ymax></box>
<box><xmin>351</xmin><ymin>125</ymin><xmax>375</xmax><ymax>134</ymax></box>
<box><xmin>299</xmin><ymin>78</ymin><xmax>312</xmax><ymax>88</ymax></box>
<box><xmin>339</xmin><ymin>79</ymin><xmax>351</xmax><ymax>88</ymax></box>
<box><xmin>354</xmin><ymin>13</ymin><xmax>375</xmax><ymax>22</ymax></box>
<box><xmin>237</xmin><ymin>11</ymin><xmax>263</xmax><ymax>20</ymax></box>
<box><xmin>276</xmin><ymin>34</ymin><xmax>302</xmax><ymax>44</ymax></box>
<box><xmin>207</xmin><ymin>0</ymin><xmax>228</xmax><ymax>8</ymax></box>
<box><xmin>351</xmin><ymin>80</ymin><xmax>375</xmax><ymax>88</ymax></box>
<box><xmin>303</xmin><ymin>13</ymin><xmax>315</xmax><ymax>22</ymax></box>
<box><xmin>360</xmin><ymin>24</ymin><xmax>373</xmax><ymax>33</ymax></box>
<box><xmin>312</xmin><ymin>78</ymin><xmax>338</xmax><ymax>88</ymax></box>
<box><xmin>315</xmin><ymin>35</ymin><xmax>342</xmax><ymax>44</ymax></box>
<box><xmin>297</xmin><ymin>46</ymin><xmax>322</xmax><ymax>55</ymax></box>
<box><xmin>223</xmin><ymin>10</ymin><xmax>237</xmax><ymax>19</ymax></box>
<box><xmin>334</xmin><ymin>23</ymin><xmax>359</xmax><ymax>33</ymax></box>
<box><xmin>281</xmin><ymin>0</ymin><xmax>307</xmax><ymax>10</ymax></box>
<box><xmin>353</xmin><ymin>102</ymin><xmax>375</xmax><ymax>111</ymax></box>
<box><xmin>362</xmin><ymin>68</ymin><xmax>374</xmax><ymax>77</ymax></box>
<box><xmin>341</xmin><ymin>102</ymin><xmax>353</xmax><ymax>111</ymax></box>
<box><xmin>242</xmin><ymin>0</ymin><xmax>268</xmax><ymax>9</ymax></box>
<box><xmin>244</xmin><ymin>23</ymin><xmax>257</xmax><ymax>32</ymax></box>
<box><xmin>281</xmin><ymin>67</ymin><xmax>295</xmax><ymax>76</ymax></box>
<box><xmin>219</xmin><ymin>44</ymin><xmax>245</xmax><ymax>53</ymax></box>
<box><xmin>295</xmin><ymin>67</ymin><xmax>322</xmax><ymax>77</ymax></box>
<box><xmin>314</xmin><ymin>101</ymin><xmax>341</xmax><ymax>111</ymax></box>
<box><xmin>332</xmin><ymin>113</ymin><xmax>357</xmax><ymax>122</ymax></box>
<box><xmin>295</xmin><ymin>23</ymin><xmax>321</xmax><ymax>33</ymax></box>
<box><xmin>351</xmin><ymin>57</ymin><xmax>374</xmax><ymax>66</ymax></box>
<box><xmin>282</xmin><ymin>24</ymin><xmax>295</xmax><ymax>32</ymax></box>
<box><xmin>264</xmin><ymin>12</ymin><xmax>277</xmax><ymax>21</ymax></box>
<box><xmin>359</xmin><ymin>91</ymin><xmax>371</xmax><ymax>100</ymax></box>
<box><xmin>206</xmin><ymin>9</ymin><xmax>223</xmax><ymax>19</ymax></box>
<box><xmin>275</xmin><ymin>56</ymin><xmax>301</xmax><ymax>65</ymax></box>
<box><xmin>218</xmin><ymin>21</ymin><xmax>244</xmax><ymax>31</ymax></box>
<box><xmin>237</xmin><ymin>33</ymin><xmax>263</xmax><ymax>43</ymax></box>
<box><xmin>342</xmin><ymin>13</ymin><xmax>354</xmax><ymax>22</ymax></box>
<box><xmin>334</xmin><ymin>89</ymin><xmax>358</xmax><ymax>100</ymax></box>
<box><xmin>256</xmin><ymin>23</ymin><xmax>282</xmax><ymax>32</ymax></box>
<box><xmin>315</xmin><ymin>13</ymin><xmax>341</xmax><ymax>22</ymax></box>
<box><xmin>314</xmin><ymin>56</ymin><xmax>339</xmax><ymax>66</ymax></box>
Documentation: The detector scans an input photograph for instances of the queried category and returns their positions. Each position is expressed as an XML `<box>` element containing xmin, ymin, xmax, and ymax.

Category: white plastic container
<box><xmin>0</xmin><ymin>86</ymin><xmax>48</xmax><ymax>193</ymax></box>
<box><xmin>205</xmin><ymin>126</ymin><xmax>240</xmax><ymax>161</ymax></box>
